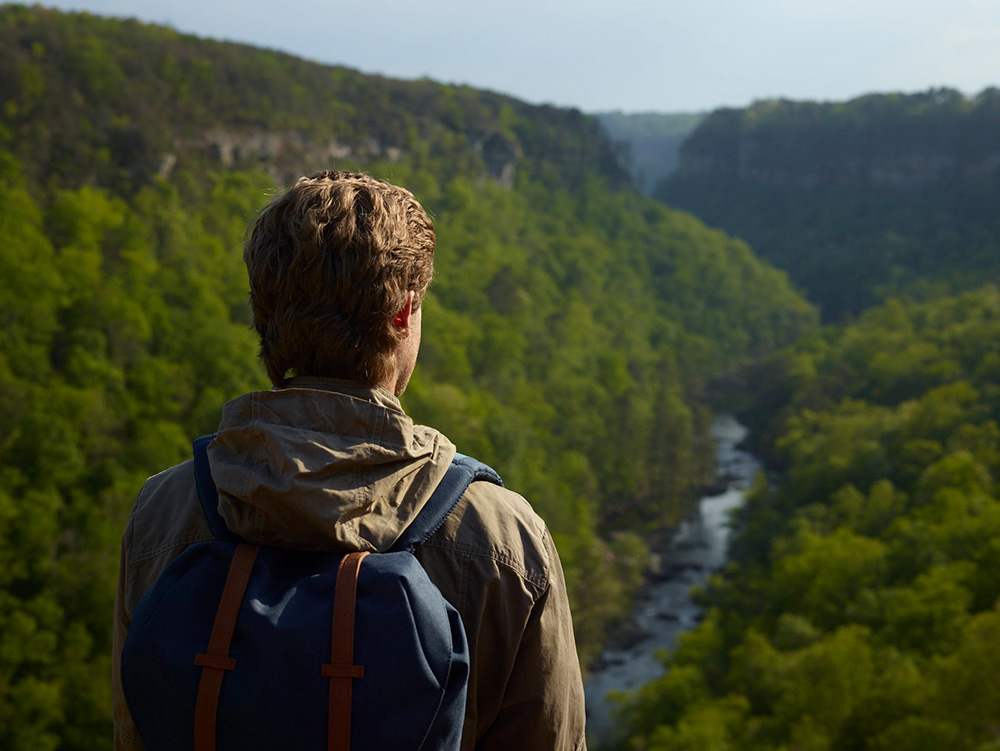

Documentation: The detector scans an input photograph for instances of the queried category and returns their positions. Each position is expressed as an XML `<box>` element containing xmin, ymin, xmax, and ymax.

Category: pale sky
<box><xmin>32</xmin><ymin>0</ymin><xmax>1000</xmax><ymax>112</ymax></box>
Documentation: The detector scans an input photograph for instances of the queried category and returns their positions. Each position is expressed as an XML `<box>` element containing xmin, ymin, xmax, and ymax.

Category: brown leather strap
<box><xmin>193</xmin><ymin>543</ymin><xmax>259</xmax><ymax>751</ymax></box>
<box><xmin>324</xmin><ymin>551</ymin><xmax>368</xmax><ymax>751</ymax></box>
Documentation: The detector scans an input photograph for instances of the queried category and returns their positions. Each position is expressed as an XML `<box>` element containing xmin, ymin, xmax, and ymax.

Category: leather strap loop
<box><xmin>193</xmin><ymin>654</ymin><xmax>237</xmax><ymax>671</ymax></box>
<box><xmin>321</xmin><ymin>664</ymin><xmax>365</xmax><ymax>678</ymax></box>
<box><xmin>324</xmin><ymin>551</ymin><xmax>368</xmax><ymax>751</ymax></box>
<box><xmin>193</xmin><ymin>543</ymin><xmax>259</xmax><ymax>751</ymax></box>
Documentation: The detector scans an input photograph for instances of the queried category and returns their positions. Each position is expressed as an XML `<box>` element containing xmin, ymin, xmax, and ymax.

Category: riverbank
<box><xmin>583</xmin><ymin>414</ymin><xmax>761</xmax><ymax>745</ymax></box>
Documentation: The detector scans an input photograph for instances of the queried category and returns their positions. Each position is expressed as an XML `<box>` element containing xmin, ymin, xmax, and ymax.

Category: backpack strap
<box><xmin>193</xmin><ymin>543</ymin><xmax>260</xmax><ymax>751</ymax></box>
<box><xmin>388</xmin><ymin>453</ymin><xmax>503</xmax><ymax>553</ymax></box>
<box><xmin>192</xmin><ymin>434</ymin><xmax>242</xmax><ymax>544</ymax></box>
<box><xmin>323</xmin><ymin>551</ymin><xmax>369</xmax><ymax>751</ymax></box>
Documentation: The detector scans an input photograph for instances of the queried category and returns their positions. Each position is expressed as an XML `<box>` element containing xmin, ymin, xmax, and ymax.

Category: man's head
<box><xmin>244</xmin><ymin>171</ymin><xmax>435</xmax><ymax>393</ymax></box>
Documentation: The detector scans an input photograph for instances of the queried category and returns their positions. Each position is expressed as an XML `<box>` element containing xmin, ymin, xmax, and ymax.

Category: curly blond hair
<box><xmin>244</xmin><ymin>171</ymin><xmax>435</xmax><ymax>385</ymax></box>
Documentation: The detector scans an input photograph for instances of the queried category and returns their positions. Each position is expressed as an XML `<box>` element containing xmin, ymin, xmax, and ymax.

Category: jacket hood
<box><xmin>206</xmin><ymin>378</ymin><xmax>457</xmax><ymax>553</ymax></box>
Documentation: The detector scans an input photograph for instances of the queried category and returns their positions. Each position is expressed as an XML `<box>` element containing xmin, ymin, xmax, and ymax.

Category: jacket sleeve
<box><xmin>112</xmin><ymin>533</ymin><xmax>146</xmax><ymax>751</ymax></box>
<box><xmin>475</xmin><ymin>531</ymin><xmax>588</xmax><ymax>751</ymax></box>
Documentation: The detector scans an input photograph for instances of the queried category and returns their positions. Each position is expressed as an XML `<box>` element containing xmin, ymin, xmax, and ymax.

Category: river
<box><xmin>583</xmin><ymin>414</ymin><xmax>761</xmax><ymax>745</ymax></box>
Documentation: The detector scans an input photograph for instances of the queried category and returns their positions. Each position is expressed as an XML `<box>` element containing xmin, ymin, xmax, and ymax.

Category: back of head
<box><xmin>244</xmin><ymin>171</ymin><xmax>436</xmax><ymax>386</ymax></box>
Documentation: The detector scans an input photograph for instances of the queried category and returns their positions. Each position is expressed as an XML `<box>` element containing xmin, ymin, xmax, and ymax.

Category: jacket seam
<box><xmin>456</xmin><ymin>553</ymin><xmax>470</xmax><ymax>612</ymax></box>
<box><xmin>421</xmin><ymin>539</ymin><xmax>549</xmax><ymax>589</ymax></box>
<box><xmin>128</xmin><ymin>531</ymin><xmax>215</xmax><ymax>565</ymax></box>
<box><xmin>250</xmin><ymin>390</ymin><xmax>266</xmax><ymax>536</ymax></box>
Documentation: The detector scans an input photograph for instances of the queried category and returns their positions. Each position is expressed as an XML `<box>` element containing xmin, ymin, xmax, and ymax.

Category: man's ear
<box><xmin>393</xmin><ymin>290</ymin><xmax>415</xmax><ymax>330</ymax></box>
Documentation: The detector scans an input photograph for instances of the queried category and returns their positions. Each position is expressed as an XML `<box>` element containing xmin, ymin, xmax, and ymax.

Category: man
<box><xmin>112</xmin><ymin>171</ymin><xmax>587</xmax><ymax>750</ymax></box>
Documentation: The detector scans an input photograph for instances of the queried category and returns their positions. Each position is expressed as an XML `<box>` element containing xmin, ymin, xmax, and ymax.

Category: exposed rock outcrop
<box><xmin>472</xmin><ymin>131</ymin><xmax>520</xmax><ymax>188</ymax></box>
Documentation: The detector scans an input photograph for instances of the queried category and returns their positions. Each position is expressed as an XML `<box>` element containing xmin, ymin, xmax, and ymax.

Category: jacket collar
<box><xmin>207</xmin><ymin>379</ymin><xmax>456</xmax><ymax>552</ymax></box>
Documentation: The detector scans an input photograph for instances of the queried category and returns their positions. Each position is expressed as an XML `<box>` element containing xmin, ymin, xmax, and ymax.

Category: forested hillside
<box><xmin>656</xmin><ymin>89</ymin><xmax>1000</xmax><ymax>319</ymax></box>
<box><xmin>0</xmin><ymin>5</ymin><xmax>630</xmax><ymax>192</ymax></box>
<box><xmin>611</xmin><ymin>288</ymin><xmax>1000</xmax><ymax>750</ymax></box>
<box><xmin>0</xmin><ymin>6</ymin><xmax>817</xmax><ymax>748</ymax></box>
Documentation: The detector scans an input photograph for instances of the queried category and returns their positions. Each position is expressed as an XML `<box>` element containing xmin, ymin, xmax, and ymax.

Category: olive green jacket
<box><xmin>112</xmin><ymin>379</ymin><xmax>587</xmax><ymax>750</ymax></box>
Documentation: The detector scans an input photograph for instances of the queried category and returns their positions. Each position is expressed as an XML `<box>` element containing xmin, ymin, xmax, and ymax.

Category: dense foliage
<box><xmin>610</xmin><ymin>287</ymin><xmax>1000</xmax><ymax>750</ymax></box>
<box><xmin>0</xmin><ymin>6</ymin><xmax>816</xmax><ymax>748</ymax></box>
<box><xmin>656</xmin><ymin>89</ymin><xmax>1000</xmax><ymax>319</ymax></box>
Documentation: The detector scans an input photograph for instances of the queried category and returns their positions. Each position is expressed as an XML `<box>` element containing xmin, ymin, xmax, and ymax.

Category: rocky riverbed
<box><xmin>584</xmin><ymin>414</ymin><xmax>761</xmax><ymax>745</ymax></box>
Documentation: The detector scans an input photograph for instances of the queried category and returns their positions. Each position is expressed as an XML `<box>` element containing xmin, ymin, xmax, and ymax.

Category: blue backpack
<box><xmin>121</xmin><ymin>435</ymin><xmax>502</xmax><ymax>751</ymax></box>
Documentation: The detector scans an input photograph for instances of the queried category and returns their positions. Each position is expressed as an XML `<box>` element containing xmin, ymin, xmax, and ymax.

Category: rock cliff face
<box><xmin>676</xmin><ymin>145</ymin><xmax>1000</xmax><ymax>189</ymax></box>
<box><xmin>166</xmin><ymin>129</ymin><xmax>401</xmax><ymax>182</ymax></box>
<box><xmin>667</xmin><ymin>88</ymin><xmax>1000</xmax><ymax>192</ymax></box>
<box><xmin>157</xmin><ymin>128</ymin><xmax>519</xmax><ymax>187</ymax></box>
